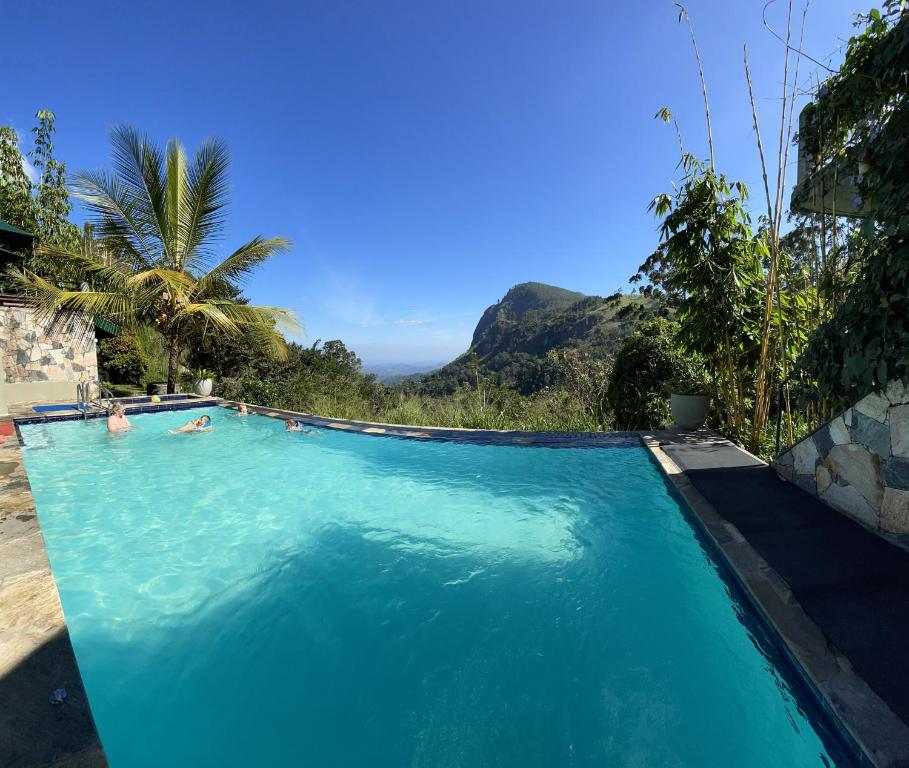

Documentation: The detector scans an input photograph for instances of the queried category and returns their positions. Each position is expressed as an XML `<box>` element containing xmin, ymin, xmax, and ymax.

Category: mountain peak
<box><xmin>403</xmin><ymin>284</ymin><xmax>663</xmax><ymax>396</ymax></box>
<box><xmin>500</xmin><ymin>282</ymin><xmax>587</xmax><ymax>311</ymax></box>
<box><xmin>471</xmin><ymin>283</ymin><xmax>587</xmax><ymax>346</ymax></box>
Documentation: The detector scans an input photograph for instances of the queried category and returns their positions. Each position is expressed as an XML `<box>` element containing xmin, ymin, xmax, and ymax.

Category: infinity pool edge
<box><xmin>3</xmin><ymin>398</ymin><xmax>903</xmax><ymax>767</ymax></box>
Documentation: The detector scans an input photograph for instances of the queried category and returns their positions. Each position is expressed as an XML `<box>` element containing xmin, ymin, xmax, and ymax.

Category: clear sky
<box><xmin>4</xmin><ymin>1</ymin><xmax>860</xmax><ymax>367</ymax></box>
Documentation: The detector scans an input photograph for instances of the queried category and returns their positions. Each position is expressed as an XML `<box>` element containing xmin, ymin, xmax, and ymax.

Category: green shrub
<box><xmin>97</xmin><ymin>331</ymin><xmax>147</xmax><ymax>385</ymax></box>
<box><xmin>607</xmin><ymin>318</ymin><xmax>698</xmax><ymax>430</ymax></box>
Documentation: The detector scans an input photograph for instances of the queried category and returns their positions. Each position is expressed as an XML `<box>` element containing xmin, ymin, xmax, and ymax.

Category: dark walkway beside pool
<box><xmin>655</xmin><ymin>432</ymin><xmax>909</xmax><ymax>765</ymax></box>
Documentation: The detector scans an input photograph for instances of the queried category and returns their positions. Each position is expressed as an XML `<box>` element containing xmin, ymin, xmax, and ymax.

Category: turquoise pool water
<box><xmin>20</xmin><ymin>408</ymin><xmax>851</xmax><ymax>767</ymax></box>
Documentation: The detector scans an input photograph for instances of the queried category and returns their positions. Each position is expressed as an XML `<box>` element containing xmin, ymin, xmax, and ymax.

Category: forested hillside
<box><xmin>403</xmin><ymin>282</ymin><xmax>666</xmax><ymax>395</ymax></box>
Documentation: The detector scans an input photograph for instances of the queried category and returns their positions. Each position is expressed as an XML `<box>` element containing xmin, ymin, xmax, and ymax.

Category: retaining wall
<box><xmin>0</xmin><ymin>306</ymin><xmax>98</xmax><ymax>411</ymax></box>
<box><xmin>774</xmin><ymin>379</ymin><xmax>909</xmax><ymax>536</ymax></box>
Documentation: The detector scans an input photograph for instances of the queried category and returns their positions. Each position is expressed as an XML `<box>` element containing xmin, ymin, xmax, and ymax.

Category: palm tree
<box><xmin>9</xmin><ymin>126</ymin><xmax>299</xmax><ymax>393</ymax></box>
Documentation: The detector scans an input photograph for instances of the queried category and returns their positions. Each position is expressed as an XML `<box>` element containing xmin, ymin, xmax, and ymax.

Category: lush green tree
<box><xmin>98</xmin><ymin>330</ymin><xmax>148</xmax><ymax>385</ymax></box>
<box><xmin>29</xmin><ymin>111</ymin><xmax>80</xmax><ymax>249</ymax></box>
<box><xmin>11</xmin><ymin>125</ymin><xmax>298</xmax><ymax>392</ymax></box>
<box><xmin>0</xmin><ymin>126</ymin><xmax>37</xmax><ymax>232</ymax></box>
<box><xmin>799</xmin><ymin>3</ymin><xmax>909</xmax><ymax>400</ymax></box>
<box><xmin>644</xmin><ymin>156</ymin><xmax>765</xmax><ymax>440</ymax></box>
<box><xmin>606</xmin><ymin>318</ymin><xmax>699</xmax><ymax>430</ymax></box>
<box><xmin>0</xmin><ymin>111</ymin><xmax>80</xmax><ymax>248</ymax></box>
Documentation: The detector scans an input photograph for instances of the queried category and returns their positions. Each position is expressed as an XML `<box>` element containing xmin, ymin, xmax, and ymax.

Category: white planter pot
<box><xmin>193</xmin><ymin>378</ymin><xmax>213</xmax><ymax>397</ymax></box>
<box><xmin>670</xmin><ymin>394</ymin><xmax>709</xmax><ymax>429</ymax></box>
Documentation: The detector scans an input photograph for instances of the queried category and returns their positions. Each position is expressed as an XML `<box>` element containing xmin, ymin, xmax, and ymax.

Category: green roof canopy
<box><xmin>94</xmin><ymin>316</ymin><xmax>120</xmax><ymax>338</ymax></box>
<box><xmin>0</xmin><ymin>219</ymin><xmax>34</xmax><ymax>238</ymax></box>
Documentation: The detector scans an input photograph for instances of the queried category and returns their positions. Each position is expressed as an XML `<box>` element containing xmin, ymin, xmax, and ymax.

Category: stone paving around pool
<box><xmin>0</xmin><ymin>413</ymin><xmax>107</xmax><ymax>768</ymax></box>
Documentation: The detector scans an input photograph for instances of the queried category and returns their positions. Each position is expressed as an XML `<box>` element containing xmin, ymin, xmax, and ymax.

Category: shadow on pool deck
<box><xmin>660</xmin><ymin>438</ymin><xmax>909</xmax><ymax>729</ymax></box>
<box><xmin>0</xmin><ymin>629</ymin><xmax>105</xmax><ymax>767</ymax></box>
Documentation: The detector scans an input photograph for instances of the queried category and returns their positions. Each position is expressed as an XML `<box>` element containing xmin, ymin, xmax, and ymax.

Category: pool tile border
<box><xmin>220</xmin><ymin>401</ymin><xmax>643</xmax><ymax>448</ymax></box>
<box><xmin>642</xmin><ymin>434</ymin><xmax>909</xmax><ymax>768</ymax></box>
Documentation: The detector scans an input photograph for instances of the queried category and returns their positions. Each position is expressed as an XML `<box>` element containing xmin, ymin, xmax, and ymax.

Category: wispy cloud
<box><xmin>394</xmin><ymin>318</ymin><xmax>427</xmax><ymax>326</ymax></box>
<box><xmin>21</xmin><ymin>156</ymin><xmax>38</xmax><ymax>183</ymax></box>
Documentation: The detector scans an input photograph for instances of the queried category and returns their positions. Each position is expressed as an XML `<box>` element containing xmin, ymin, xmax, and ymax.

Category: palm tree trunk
<box><xmin>166</xmin><ymin>334</ymin><xmax>180</xmax><ymax>394</ymax></box>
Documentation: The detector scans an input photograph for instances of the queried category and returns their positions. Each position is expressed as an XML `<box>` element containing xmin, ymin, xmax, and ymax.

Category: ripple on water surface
<box><xmin>20</xmin><ymin>408</ymin><xmax>854</xmax><ymax>767</ymax></box>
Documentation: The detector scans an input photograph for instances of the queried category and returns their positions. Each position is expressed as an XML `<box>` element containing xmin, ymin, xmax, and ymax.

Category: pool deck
<box><xmin>0</xmin><ymin>412</ymin><xmax>107</xmax><ymax>767</ymax></box>
<box><xmin>4</xmin><ymin>399</ymin><xmax>909</xmax><ymax>766</ymax></box>
<box><xmin>646</xmin><ymin>429</ymin><xmax>909</xmax><ymax>768</ymax></box>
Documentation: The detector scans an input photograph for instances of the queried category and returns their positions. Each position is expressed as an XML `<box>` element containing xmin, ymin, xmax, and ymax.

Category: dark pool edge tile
<box><xmin>0</xmin><ymin>415</ymin><xmax>108</xmax><ymax>768</ymax></box>
<box><xmin>221</xmin><ymin>401</ymin><xmax>641</xmax><ymax>447</ymax></box>
<box><xmin>642</xmin><ymin>433</ymin><xmax>909</xmax><ymax>768</ymax></box>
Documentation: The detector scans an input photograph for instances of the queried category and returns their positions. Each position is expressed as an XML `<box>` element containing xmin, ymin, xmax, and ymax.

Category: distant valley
<box><xmin>364</xmin><ymin>361</ymin><xmax>445</xmax><ymax>386</ymax></box>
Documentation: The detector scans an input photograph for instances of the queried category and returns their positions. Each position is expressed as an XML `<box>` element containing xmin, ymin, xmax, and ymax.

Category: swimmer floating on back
<box><xmin>169</xmin><ymin>415</ymin><xmax>213</xmax><ymax>434</ymax></box>
<box><xmin>285</xmin><ymin>419</ymin><xmax>312</xmax><ymax>434</ymax></box>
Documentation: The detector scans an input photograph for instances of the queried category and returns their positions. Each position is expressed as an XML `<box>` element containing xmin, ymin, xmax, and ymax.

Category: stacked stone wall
<box><xmin>0</xmin><ymin>307</ymin><xmax>98</xmax><ymax>385</ymax></box>
<box><xmin>774</xmin><ymin>379</ymin><xmax>909</xmax><ymax>536</ymax></box>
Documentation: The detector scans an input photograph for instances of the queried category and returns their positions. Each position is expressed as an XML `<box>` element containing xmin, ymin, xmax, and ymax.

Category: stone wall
<box><xmin>774</xmin><ymin>379</ymin><xmax>909</xmax><ymax>536</ymax></box>
<box><xmin>0</xmin><ymin>306</ymin><xmax>97</xmax><ymax>385</ymax></box>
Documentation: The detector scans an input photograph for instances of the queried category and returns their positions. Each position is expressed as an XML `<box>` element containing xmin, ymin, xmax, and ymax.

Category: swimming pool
<box><xmin>20</xmin><ymin>407</ymin><xmax>853</xmax><ymax>767</ymax></box>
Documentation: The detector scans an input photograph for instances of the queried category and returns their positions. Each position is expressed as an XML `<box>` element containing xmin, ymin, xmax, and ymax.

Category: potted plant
<box><xmin>189</xmin><ymin>368</ymin><xmax>215</xmax><ymax>397</ymax></box>
<box><xmin>669</xmin><ymin>358</ymin><xmax>710</xmax><ymax>430</ymax></box>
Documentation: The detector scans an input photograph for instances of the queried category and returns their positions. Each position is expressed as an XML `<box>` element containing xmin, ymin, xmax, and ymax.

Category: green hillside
<box><xmin>403</xmin><ymin>282</ymin><xmax>666</xmax><ymax>395</ymax></box>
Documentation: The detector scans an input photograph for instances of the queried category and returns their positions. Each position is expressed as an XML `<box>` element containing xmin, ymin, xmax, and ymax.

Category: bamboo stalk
<box><xmin>676</xmin><ymin>4</ymin><xmax>715</xmax><ymax>169</ymax></box>
<box><xmin>744</xmin><ymin>46</ymin><xmax>779</xmax><ymax>449</ymax></box>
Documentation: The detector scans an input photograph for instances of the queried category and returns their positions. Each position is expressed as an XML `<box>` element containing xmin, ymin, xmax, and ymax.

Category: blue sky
<box><xmin>4</xmin><ymin>1</ymin><xmax>860</xmax><ymax>366</ymax></box>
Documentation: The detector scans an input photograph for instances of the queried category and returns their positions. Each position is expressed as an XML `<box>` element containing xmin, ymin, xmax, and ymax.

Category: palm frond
<box><xmin>8</xmin><ymin>268</ymin><xmax>135</xmax><ymax>324</ymax></box>
<box><xmin>108</xmin><ymin>125</ymin><xmax>170</xmax><ymax>263</ymax></box>
<box><xmin>242</xmin><ymin>322</ymin><xmax>291</xmax><ymax>360</ymax></box>
<box><xmin>171</xmin><ymin>302</ymin><xmax>241</xmax><ymax>335</ymax></box>
<box><xmin>194</xmin><ymin>236</ymin><xmax>292</xmax><ymax>296</ymax></box>
<box><xmin>127</xmin><ymin>268</ymin><xmax>195</xmax><ymax>294</ymax></box>
<box><xmin>195</xmin><ymin>299</ymin><xmax>301</xmax><ymax>335</ymax></box>
<box><xmin>71</xmin><ymin>169</ymin><xmax>159</xmax><ymax>267</ymax></box>
<box><xmin>34</xmin><ymin>242</ymin><xmax>132</xmax><ymax>292</ymax></box>
<box><xmin>180</xmin><ymin>137</ymin><xmax>230</xmax><ymax>272</ymax></box>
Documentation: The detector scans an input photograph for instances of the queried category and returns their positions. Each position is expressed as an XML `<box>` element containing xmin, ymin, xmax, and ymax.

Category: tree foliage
<box><xmin>606</xmin><ymin>318</ymin><xmax>703</xmax><ymax>430</ymax></box>
<box><xmin>98</xmin><ymin>330</ymin><xmax>148</xmax><ymax>385</ymax></box>
<box><xmin>547</xmin><ymin>348</ymin><xmax>612</xmax><ymax>427</ymax></box>
<box><xmin>0</xmin><ymin>111</ymin><xmax>80</xmax><ymax>248</ymax></box>
<box><xmin>29</xmin><ymin>111</ymin><xmax>80</xmax><ymax>250</ymax></box>
<box><xmin>639</xmin><ymin>156</ymin><xmax>766</xmax><ymax>438</ymax></box>
<box><xmin>10</xmin><ymin>125</ymin><xmax>299</xmax><ymax>393</ymax></box>
<box><xmin>798</xmin><ymin>3</ymin><xmax>909</xmax><ymax>400</ymax></box>
<box><xmin>0</xmin><ymin>126</ymin><xmax>37</xmax><ymax>233</ymax></box>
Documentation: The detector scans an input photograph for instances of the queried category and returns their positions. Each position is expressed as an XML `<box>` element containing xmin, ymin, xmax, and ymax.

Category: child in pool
<box><xmin>285</xmin><ymin>419</ymin><xmax>312</xmax><ymax>433</ymax></box>
<box><xmin>170</xmin><ymin>415</ymin><xmax>213</xmax><ymax>434</ymax></box>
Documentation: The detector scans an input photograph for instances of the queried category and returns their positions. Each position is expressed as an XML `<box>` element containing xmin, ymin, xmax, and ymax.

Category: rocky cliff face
<box><xmin>403</xmin><ymin>283</ymin><xmax>664</xmax><ymax>396</ymax></box>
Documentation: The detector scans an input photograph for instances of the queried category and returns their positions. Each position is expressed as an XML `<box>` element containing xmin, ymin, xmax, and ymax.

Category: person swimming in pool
<box><xmin>285</xmin><ymin>419</ymin><xmax>312</xmax><ymax>434</ymax></box>
<box><xmin>169</xmin><ymin>415</ymin><xmax>213</xmax><ymax>434</ymax></box>
<box><xmin>107</xmin><ymin>402</ymin><xmax>131</xmax><ymax>433</ymax></box>
<box><xmin>236</xmin><ymin>404</ymin><xmax>248</xmax><ymax>416</ymax></box>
